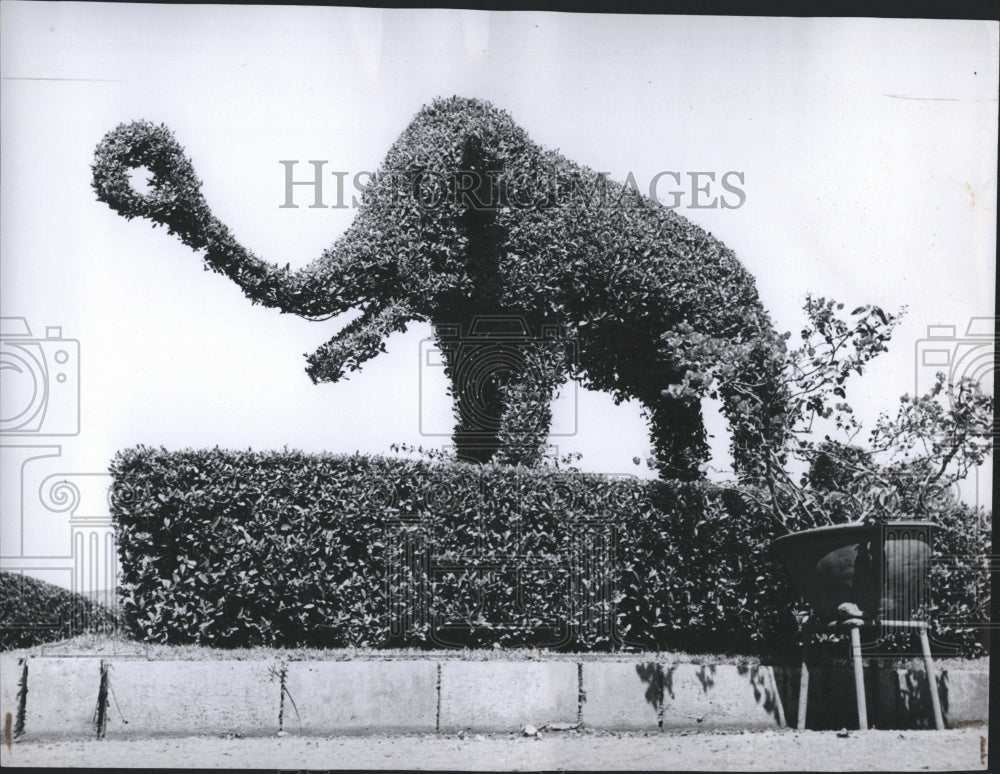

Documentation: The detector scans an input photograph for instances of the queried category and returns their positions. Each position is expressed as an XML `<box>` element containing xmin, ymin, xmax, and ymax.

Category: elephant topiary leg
<box><xmin>431</xmin><ymin>322</ymin><xmax>504</xmax><ymax>464</ymax></box>
<box><xmin>644</xmin><ymin>394</ymin><xmax>710</xmax><ymax>481</ymax></box>
<box><xmin>717</xmin><ymin>342</ymin><xmax>792</xmax><ymax>477</ymax></box>
<box><xmin>492</xmin><ymin>337</ymin><xmax>570</xmax><ymax>467</ymax></box>
<box><xmin>436</xmin><ymin>324</ymin><xmax>569</xmax><ymax>466</ymax></box>
<box><xmin>449</xmin><ymin>367</ymin><xmax>505</xmax><ymax>464</ymax></box>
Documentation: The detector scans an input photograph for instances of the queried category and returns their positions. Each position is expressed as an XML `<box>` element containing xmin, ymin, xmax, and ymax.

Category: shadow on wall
<box><xmin>634</xmin><ymin>661</ymin><xmax>786</xmax><ymax>727</ymax></box>
<box><xmin>772</xmin><ymin>664</ymin><xmax>955</xmax><ymax>730</ymax></box>
<box><xmin>898</xmin><ymin>669</ymin><xmax>950</xmax><ymax>729</ymax></box>
<box><xmin>696</xmin><ymin>664</ymin><xmax>716</xmax><ymax>693</ymax></box>
<box><xmin>738</xmin><ymin>663</ymin><xmax>784</xmax><ymax>724</ymax></box>
<box><xmin>634</xmin><ymin>662</ymin><xmax>663</xmax><ymax>710</ymax></box>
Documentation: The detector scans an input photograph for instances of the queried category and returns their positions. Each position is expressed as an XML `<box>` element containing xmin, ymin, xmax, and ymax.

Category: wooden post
<box><xmin>850</xmin><ymin>625</ymin><xmax>868</xmax><ymax>730</ymax></box>
<box><xmin>797</xmin><ymin>639</ymin><xmax>810</xmax><ymax>730</ymax></box>
<box><xmin>919</xmin><ymin>625</ymin><xmax>945</xmax><ymax>730</ymax></box>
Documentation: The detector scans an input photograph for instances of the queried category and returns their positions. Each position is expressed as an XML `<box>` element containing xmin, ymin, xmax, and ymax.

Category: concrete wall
<box><xmin>0</xmin><ymin>654</ymin><xmax>987</xmax><ymax>739</ymax></box>
<box><xmin>439</xmin><ymin>662</ymin><xmax>579</xmax><ymax>732</ymax></box>
<box><xmin>103</xmin><ymin>661</ymin><xmax>281</xmax><ymax>738</ymax></box>
<box><xmin>0</xmin><ymin>657</ymin><xmax>24</xmax><ymax>740</ymax></box>
<box><xmin>283</xmin><ymin>661</ymin><xmax>438</xmax><ymax>734</ymax></box>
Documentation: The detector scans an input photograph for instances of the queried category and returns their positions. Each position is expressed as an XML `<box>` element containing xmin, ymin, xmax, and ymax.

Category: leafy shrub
<box><xmin>0</xmin><ymin>572</ymin><xmax>117</xmax><ymax>651</ymax></box>
<box><xmin>109</xmin><ymin>446</ymin><xmax>987</xmax><ymax>656</ymax></box>
<box><xmin>924</xmin><ymin>501</ymin><xmax>991</xmax><ymax>657</ymax></box>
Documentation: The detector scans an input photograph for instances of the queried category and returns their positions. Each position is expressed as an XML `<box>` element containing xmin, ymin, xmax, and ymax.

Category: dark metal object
<box><xmin>771</xmin><ymin>521</ymin><xmax>933</xmax><ymax>621</ymax></box>
<box><xmin>773</xmin><ymin>521</ymin><xmax>943</xmax><ymax>731</ymax></box>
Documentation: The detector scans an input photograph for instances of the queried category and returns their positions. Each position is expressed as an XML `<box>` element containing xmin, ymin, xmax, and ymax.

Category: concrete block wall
<box><xmin>439</xmin><ymin>662</ymin><xmax>579</xmax><ymax>732</ymax></box>
<box><xmin>0</xmin><ymin>657</ymin><xmax>25</xmax><ymax>740</ymax></box>
<box><xmin>283</xmin><ymin>661</ymin><xmax>438</xmax><ymax>734</ymax></box>
<box><xmin>102</xmin><ymin>661</ymin><xmax>282</xmax><ymax>737</ymax></box>
<box><xmin>0</xmin><ymin>655</ymin><xmax>987</xmax><ymax>740</ymax></box>
<box><xmin>20</xmin><ymin>658</ymin><xmax>103</xmax><ymax>738</ymax></box>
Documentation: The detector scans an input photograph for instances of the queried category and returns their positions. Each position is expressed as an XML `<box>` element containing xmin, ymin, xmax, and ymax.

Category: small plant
<box><xmin>389</xmin><ymin>442</ymin><xmax>584</xmax><ymax>472</ymax></box>
<box><xmin>663</xmin><ymin>295</ymin><xmax>994</xmax><ymax>531</ymax></box>
<box><xmin>388</xmin><ymin>442</ymin><xmax>458</xmax><ymax>463</ymax></box>
<box><xmin>0</xmin><ymin>572</ymin><xmax>118</xmax><ymax>651</ymax></box>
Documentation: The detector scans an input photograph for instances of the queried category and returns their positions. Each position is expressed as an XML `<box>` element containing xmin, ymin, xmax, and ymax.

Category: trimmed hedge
<box><xmin>0</xmin><ymin>572</ymin><xmax>117</xmax><ymax>651</ymax></box>
<box><xmin>109</xmin><ymin>447</ymin><xmax>988</xmax><ymax>657</ymax></box>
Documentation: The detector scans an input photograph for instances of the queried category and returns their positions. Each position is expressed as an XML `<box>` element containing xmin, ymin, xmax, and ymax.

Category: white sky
<box><xmin>1</xmin><ymin>4</ymin><xmax>996</xmax><ymax>574</ymax></box>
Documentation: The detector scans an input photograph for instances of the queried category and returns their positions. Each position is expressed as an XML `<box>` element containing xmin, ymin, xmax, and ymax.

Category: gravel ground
<box><xmin>0</xmin><ymin>727</ymin><xmax>988</xmax><ymax>771</ymax></box>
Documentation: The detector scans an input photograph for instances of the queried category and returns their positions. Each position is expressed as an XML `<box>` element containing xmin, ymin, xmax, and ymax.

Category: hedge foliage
<box><xmin>109</xmin><ymin>447</ymin><xmax>989</xmax><ymax>657</ymax></box>
<box><xmin>0</xmin><ymin>572</ymin><xmax>117</xmax><ymax>651</ymax></box>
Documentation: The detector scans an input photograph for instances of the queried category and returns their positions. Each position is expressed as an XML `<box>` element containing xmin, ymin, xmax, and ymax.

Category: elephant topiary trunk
<box><xmin>92</xmin><ymin>96</ymin><xmax>789</xmax><ymax>479</ymax></box>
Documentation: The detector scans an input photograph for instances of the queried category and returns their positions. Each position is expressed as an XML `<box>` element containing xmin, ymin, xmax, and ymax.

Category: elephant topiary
<box><xmin>92</xmin><ymin>96</ymin><xmax>789</xmax><ymax>479</ymax></box>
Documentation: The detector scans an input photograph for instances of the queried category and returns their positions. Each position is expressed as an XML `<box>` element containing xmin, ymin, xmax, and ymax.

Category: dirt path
<box><xmin>1</xmin><ymin>727</ymin><xmax>987</xmax><ymax>771</ymax></box>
